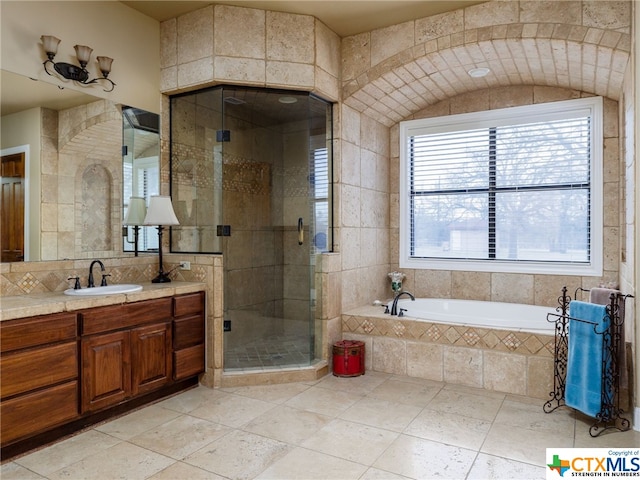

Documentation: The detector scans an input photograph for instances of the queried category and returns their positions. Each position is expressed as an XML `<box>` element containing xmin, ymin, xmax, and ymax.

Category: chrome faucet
<box><xmin>389</xmin><ymin>291</ymin><xmax>415</xmax><ymax>316</ymax></box>
<box><xmin>88</xmin><ymin>260</ymin><xmax>105</xmax><ymax>288</ymax></box>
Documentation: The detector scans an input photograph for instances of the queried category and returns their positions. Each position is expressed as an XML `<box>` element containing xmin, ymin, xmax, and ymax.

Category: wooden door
<box><xmin>131</xmin><ymin>322</ymin><xmax>172</xmax><ymax>396</ymax></box>
<box><xmin>81</xmin><ymin>331</ymin><xmax>131</xmax><ymax>413</ymax></box>
<box><xmin>1</xmin><ymin>152</ymin><xmax>25</xmax><ymax>262</ymax></box>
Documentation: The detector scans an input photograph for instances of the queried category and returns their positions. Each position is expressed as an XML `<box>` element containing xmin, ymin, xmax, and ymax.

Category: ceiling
<box><xmin>121</xmin><ymin>1</ymin><xmax>486</xmax><ymax>37</ymax></box>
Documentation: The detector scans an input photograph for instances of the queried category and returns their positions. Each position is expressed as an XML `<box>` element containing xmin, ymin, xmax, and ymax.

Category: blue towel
<box><xmin>565</xmin><ymin>301</ymin><xmax>610</xmax><ymax>418</ymax></box>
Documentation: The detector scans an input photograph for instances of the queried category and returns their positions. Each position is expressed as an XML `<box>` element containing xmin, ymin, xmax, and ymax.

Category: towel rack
<box><xmin>543</xmin><ymin>286</ymin><xmax>634</xmax><ymax>437</ymax></box>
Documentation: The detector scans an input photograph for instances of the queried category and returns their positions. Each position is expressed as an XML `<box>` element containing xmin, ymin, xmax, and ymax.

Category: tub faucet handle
<box><xmin>398</xmin><ymin>308</ymin><xmax>407</xmax><ymax>317</ymax></box>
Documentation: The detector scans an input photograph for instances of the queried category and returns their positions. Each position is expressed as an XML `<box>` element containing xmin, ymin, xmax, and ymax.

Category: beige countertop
<box><xmin>0</xmin><ymin>282</ymin><xmax>206</xmax><ymax>321</ymax></box>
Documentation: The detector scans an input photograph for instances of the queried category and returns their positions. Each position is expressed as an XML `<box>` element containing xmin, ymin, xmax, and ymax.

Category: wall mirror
<box><xmin>0</xmin><ymin>70</ymin><xmax>159</xmax><ymax>262</ymax></box>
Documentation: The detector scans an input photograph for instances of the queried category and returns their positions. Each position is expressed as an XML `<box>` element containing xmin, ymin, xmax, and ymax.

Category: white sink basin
<box><xmin>64</xmin><ymin>284</ymin><xmax>143</xmax><ymax>296</ymax></box>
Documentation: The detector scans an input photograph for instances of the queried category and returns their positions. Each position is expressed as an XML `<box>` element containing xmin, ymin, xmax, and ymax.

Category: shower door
<box><xmin>169</xmin><ymin>86</ymin><xmax>332</xmax><ymax>371</ymax></box>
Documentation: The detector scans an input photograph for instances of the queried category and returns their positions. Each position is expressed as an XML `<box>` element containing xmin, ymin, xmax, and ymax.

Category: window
<box><xmin>310</xmin><ymin>136</ymin><xmax>331</xmax><ymax>253</ymax></box>
<box><xmin>399</xmin><ymin>97</ymin><xmax>603</xmax><ymax>275</ymax></box>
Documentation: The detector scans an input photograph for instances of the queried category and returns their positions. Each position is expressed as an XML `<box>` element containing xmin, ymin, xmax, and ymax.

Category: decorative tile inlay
<box><xmin>18</xmin><ymin>273</ymin><xmax>40</xmax><ymax>293</ymax></box>
<box><xmin>502</xmin><ymin>332</ymin><xmax>521</xmax><ymax>351</ymax></box>
<box><xmin>362</xmin><ymin>319</ymin><xmax>375</xmax><ymax>334</ymax></box>
<box><xmin>392</xmin><ymin>322</ymin><xmax>406</xmax><ymax>337</ymax></box>
<box><xmin>341</xmin><ymin>312</ymin><xmax>555</xmax><ymax>361</ymax></box>
<box><xmin>462</xmin><ymin>329</ymin><xmax>481</xmax><ymax>346</ymax></box>
<box><xmin>426</xmin><ymin>324</ymin><xmax>441</xmax><ymax>341</ymax></box>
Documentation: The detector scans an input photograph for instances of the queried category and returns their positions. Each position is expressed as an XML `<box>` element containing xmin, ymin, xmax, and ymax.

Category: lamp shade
<box><xmin>124</xmin><ymin>197</ymin><xmax>147</xmax><ymax>226</ymax></box>
<box><xmin>143</xmin><ymin>196</ymin><xmax>179</xmax><ymax>226</ymax></box>
<box><xmin>41</xmin><ymin>35</ymin><xmax>61</xmax><ymax>55</ymax></box>
<box><xmin>96</xmin><ymin>56</ymin><xmax>113</xmax><ymax>75</ymax></box>
<box><xmin>74</xmin><ymin>44</ymin><xmax>93</xmax><ymax>64</ymax></box>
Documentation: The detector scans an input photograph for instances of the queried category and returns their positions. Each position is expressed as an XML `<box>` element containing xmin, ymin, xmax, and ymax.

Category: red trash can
<box><xmin>332</xmin><ymin>340</ymin><xmax>365</xmax><ymax>377</ymax></box>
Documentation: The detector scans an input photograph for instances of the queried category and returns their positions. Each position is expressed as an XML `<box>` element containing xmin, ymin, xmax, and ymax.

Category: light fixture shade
<box><xmin>468</xmin><ymin>67</ymin><xmax>490</xmax><ymax>78</ymax></box>
<box><xmin>74</xmin><ymin>44</ymin><xmax>93</xmax><ymax>64</ymax></box>
<box><xmin>96</xmin><ymin>56</ymin><xmax>113</xmax><ymax>74</ymax></box>
<box><xmin>144</xmin><ymin>196</ymin><xmax>179</xmax><ymax>226</ymax></box>
<box><xmin>41</xmin><ymin>35</ymin><xmax>61</xmax><ymax>55</ymax></box>
<box><xmin>124</xmin><ymin>197</ymin><xmax>147</xmax><ymax>226</ymax></box>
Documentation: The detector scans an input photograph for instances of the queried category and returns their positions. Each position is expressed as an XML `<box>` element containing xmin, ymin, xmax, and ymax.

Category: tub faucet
<box><xmin>88</xmin><ymin>260</ymin><xmax>105</xmax><ymax>288</ymax></box>
<box><xmin>390</xmin><ymin>291</ymin><xmax>415</xmax><ymax>316</ymax></box>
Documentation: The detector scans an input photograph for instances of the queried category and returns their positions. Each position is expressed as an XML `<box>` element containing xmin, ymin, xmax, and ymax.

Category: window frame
<box><xmin>399</xmin><ymin>96</ymin><xmax>603</xmax><ymax>276</ymax></box>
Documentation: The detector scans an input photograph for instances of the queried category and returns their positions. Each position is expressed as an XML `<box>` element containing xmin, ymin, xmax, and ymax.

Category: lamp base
<box><xmin>151</xmin><ymin>273</ymin><xmax>172</xmax><ymax>283</ymax></box>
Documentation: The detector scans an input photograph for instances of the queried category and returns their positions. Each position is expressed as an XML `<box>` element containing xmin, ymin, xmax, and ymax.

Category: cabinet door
<box><xmin>131</xmin><ymin>322</ymin><xmax>172</xmax><ymax>397</ymax></box>
<box><xmin>81</xmin><ymin>331</ymin><xmax>131</xmax><ymax>413</ymax></box>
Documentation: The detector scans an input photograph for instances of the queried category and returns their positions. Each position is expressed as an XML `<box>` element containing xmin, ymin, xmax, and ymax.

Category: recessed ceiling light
<box><xmin>468</xmin><ymin>67</ymin><xmax>490</xmax><ymax>78</ymax></box>
<box><xmin>278</xmin><ymin>96</ymin><xmax>297</xmax><ymax>104</ymax></box>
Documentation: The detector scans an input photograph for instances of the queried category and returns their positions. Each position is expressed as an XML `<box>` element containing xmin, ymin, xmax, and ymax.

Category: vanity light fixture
<box><xmin>467</xmin><ymin>67</ymin><xmax>490</xmax><ymax>78</ymax></box>
<box><xmin>124</xmin><ymin>197</ymin><xmax>147</xmax><ymax>257</ymax></box>
<box><xmin>41</xmin><ymin>35</ymin><xmax>116</xmax><ymax>92</ymax></box>
<box><xmin>143</xmin><ymin>196</ymin><xmax>179</xmax><ymax>283</ymax></box>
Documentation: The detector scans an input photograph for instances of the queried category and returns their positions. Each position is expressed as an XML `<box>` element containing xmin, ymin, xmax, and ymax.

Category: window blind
<box><xmin>407</xmin><ymin>112</ymin><xmax>593</xmax><ymax>264</ymax></box>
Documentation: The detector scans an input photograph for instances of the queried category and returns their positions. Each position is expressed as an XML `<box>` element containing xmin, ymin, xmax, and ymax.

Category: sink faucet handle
<box><xmin>67</xmin><ymin>276</ymin><xmax>81</xmax><ymax>290</ymax></box>
<box><xmin>101</xmin><ymin>273</ymin><xmax>111</xmax><ymax>286</ymax></box>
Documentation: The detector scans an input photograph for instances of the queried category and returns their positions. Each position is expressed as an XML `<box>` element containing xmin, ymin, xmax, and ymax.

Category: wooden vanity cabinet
<box><xmin>0</xmin><ymin>313</ymin><xmax>79</xmax><ymax>446</ymax></box>
<box><xmin>80</xmin><ymin>298</ymin><xmax>173</xmax><ymax>413</ymax></box>
<box><xmin>1</xmin><ymin>290</ymin><xmax>205</xmax><ymax>459</ymax></box>
<box><xmin>173</xmin><ymin>292</ymin><xmax>205</xmax><ymax>380</ymax></box>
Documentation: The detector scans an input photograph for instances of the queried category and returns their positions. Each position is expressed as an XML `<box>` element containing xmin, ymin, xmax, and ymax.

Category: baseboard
<box><xmin>634</xmin><ymin>407</ymin><xmax>640</xmax><ymax>431</ymax></box>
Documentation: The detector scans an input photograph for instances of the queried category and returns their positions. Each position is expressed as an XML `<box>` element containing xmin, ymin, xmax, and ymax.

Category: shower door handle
<box><xmin>298</xmin><ymin>217</ymin><xmax>304</xmax><ymax>245</ymax></box>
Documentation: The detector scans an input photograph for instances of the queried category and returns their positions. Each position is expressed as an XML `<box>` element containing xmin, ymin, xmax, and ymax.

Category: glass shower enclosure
<box><xmin>169</xmin><ymin>86</ymin><xmax>332</xmax><ymax>371</ymax></box>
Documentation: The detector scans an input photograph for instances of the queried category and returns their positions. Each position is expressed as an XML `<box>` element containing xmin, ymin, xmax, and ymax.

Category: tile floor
<box><xmin>2</xmin><ymin>372</ymin><xmax>639</xmax><ymax>480</ymax></box>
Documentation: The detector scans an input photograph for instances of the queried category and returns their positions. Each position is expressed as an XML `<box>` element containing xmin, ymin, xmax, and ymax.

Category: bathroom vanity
<box><xmin>0</xmin><ymin>284</ymin><xmax>206</xmax><ymax>460</ymax></box>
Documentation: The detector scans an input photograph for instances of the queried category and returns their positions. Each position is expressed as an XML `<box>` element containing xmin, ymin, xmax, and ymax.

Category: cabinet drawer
<box><xmin>173</xmin><ymin>292</ymin><xmax>204</xmax><ymax>317</ymax></box>
<box><xmin>1</xmin><ymin>342</ymin><xmax>77</xmax><ymax>399</ymax></box>
<box><xmin>81</xmin><ymin>298</ymin><xmax>172</xmax><ymax>335</ymax></box>
<box><xmin>80</xmin><ymin>304</ymin><xmax>125</xmax><ymax>335</ymax></box>
<box><xmin>173</xmin><ymin>344</ymin><xmax>204</xmax><ymax>380</ymax></box>
<box><xmin>126</xmin><ymin>298</ymin><xmax>172</xmax><ymax>324</ymax></box>
<box><xmin>1</xmin><ymin>313</ymin><xmax>77</xmax><ymax>353</ymax></box>
<box><xmin>173</xmin><ymin>315</ymin><xmax>204</xmax><ymax>350</ymax></box>
<box><xmin>1</xmin><ymin>381</ymin><xmax>78</xmax><ymax>446</ymax></box>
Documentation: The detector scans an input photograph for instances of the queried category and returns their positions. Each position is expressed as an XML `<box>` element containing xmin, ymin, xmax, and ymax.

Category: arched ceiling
<box><xmin>343</xmin><ymin>26</ymin><xmax>630</xmax><ymax>127</ymax></box>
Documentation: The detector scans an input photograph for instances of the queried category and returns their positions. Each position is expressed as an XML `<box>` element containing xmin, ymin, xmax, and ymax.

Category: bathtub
<box><xmin>391</xmin><ymin>298</ymin><xmax>556</xmax><ymax>335</ymax></box>
<box><xmin>342</xmin><ymin>298</ymin><xmax>558</xmax><ymax>398</ymax></box>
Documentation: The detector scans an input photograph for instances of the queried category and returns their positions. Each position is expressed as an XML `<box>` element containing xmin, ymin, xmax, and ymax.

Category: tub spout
<box><xmin>390</xmin><ymin>291</ymin><xmax>415</xmax><ymax>316</ymax></box>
